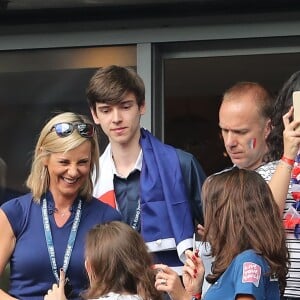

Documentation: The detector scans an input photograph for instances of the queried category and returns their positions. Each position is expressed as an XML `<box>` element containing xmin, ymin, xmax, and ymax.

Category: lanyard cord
<box><xmin>131</xmin><ymin>199</ymin><xmax>141</xmax><ymax>230</ymax></box>
<box><xmin>42</xmin><ymin>198</ymin><xmax>82</xmax><ymax>282</ymax></box>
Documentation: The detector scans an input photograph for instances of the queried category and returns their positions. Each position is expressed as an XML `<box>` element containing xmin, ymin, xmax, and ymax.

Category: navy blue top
<box><xmin>114</xmin><ymin>170</ymin><xmax>141</xmax><ymax>231</ymax></box>
<box><xmin>204</xmin><ymin>250</ymin><xmax>280</xmax><ymax>300</ymax></box>
<box><xmin>113</xmin><ymin>147</ymin><xmax>206</xmax><ymax>268</ymax></box>
<box><xmin>1</xmin><ymin>192</ymin><xmax>121</xmax><ymax>300</ymax></box>
<box><xmin>113</xmin><ymin>148</ymin><xmax>205</xmax><ymax>232</ymax></box>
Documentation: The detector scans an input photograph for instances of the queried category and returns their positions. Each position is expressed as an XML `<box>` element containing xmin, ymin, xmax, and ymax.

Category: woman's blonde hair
<box><xmin>26</xmin><ymin>112</ymin><xmax>99</xmax><ymax>202</ymax></box>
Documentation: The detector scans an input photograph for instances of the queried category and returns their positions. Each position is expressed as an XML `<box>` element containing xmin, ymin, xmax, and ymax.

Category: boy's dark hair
<box><xmin>86</xmin><ymin>65</ymin><xmax>145</xmax><ymax>112</ymax></box>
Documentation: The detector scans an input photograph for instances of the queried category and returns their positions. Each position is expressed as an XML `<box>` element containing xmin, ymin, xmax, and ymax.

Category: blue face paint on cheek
<box><xmin>248</xmin><ymin>138</ymin><xmax>256</xmax><ymax>149</ymax></box>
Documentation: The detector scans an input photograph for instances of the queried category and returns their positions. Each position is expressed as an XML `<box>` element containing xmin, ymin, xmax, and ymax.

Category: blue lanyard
<box><xmin>42</xmin><ymin>198</ymin><xmax>82</xmax><ymax>282</ymax></box>
<box><xmin>131</xmin><ymin>199</ymin><xmax>140</xmax><ymax>231</ymax></box>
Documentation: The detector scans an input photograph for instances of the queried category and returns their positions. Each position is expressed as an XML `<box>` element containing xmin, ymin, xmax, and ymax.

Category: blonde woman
<box><xmin>0</xmin><ymin>112</ymin><xmax>121</xmax><ymax>300</ymax></box>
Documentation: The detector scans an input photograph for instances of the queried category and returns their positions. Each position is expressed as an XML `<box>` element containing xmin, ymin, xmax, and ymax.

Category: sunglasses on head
<box><xmin>50</xmin><ymin>122</ymin><xmax>95</xmax><ymax>138</ymax></box>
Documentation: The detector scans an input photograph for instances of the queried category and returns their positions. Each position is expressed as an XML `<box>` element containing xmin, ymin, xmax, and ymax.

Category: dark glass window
<box><xmin>164</xmin><ymin>53</ymin><xmax>300</xmax><ymax>175</ymax></box>
<box><xmin>0</xmin><ymin>46</ymin><xmax>136</xmax><ymax>202</ymax></box>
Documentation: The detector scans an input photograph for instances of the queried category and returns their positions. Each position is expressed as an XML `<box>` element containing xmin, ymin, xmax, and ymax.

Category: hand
<box><xmin>282</xmin><ymin>107</ymin><xmax>300</xmax><ymax>160</ymax></box>
<box><xmin>182</xmin><ymin>250</ymin><xmax>204</xmax><ymax>296</ymax></box>
<box><xmin>44</xmin><ymin>269</ymin><xmax>67</xmax><ymax>300</ymax></box>
<box><xmin>153</xmin><ymin>264</ymin><xmax>190</xmax><ymax>300</ymax></box>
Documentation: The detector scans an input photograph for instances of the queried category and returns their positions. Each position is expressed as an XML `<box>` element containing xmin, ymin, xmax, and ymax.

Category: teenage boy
<box><xmin>86</xmin><ymin>65</ymin><xmax>206</xmax><ymax>274</ymax></box>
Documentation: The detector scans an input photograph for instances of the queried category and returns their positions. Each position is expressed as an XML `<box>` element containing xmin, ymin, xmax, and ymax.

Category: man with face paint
<box><xmin>218</xmin><ymin>81</ymin><xmax>300</xmax><ymax>214</ymax></box>
<box><xmin>198</xmin><ymin>82</ymin><xmax>275</xmax><ymax>295</ymax></box>
<box><xmin>197</xmin><ymin>81</ymin><xmax>300</xmax><ymax>298</ymax></box>
<box><xmin>219</xmin><ymin>82</ymin><xmax>272</xmax><ymax>171</ymax></box>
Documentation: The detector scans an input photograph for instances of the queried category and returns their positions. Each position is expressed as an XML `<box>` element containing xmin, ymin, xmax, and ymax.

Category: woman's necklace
<box><xmin>54</xmin><ymin>207</ymin><xmax>71</xmax><ymax>217</ymax></box>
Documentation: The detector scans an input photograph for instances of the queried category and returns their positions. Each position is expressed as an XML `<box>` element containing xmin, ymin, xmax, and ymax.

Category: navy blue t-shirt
<box><xmin>204</xmin><ymin>250</ymin><xmax>280</xmax><ymax>300</ymax></box>
<box><xmin>1</xmin><ymin>192</ymin><xmax>121</xmax><ymax>300</ymax></box>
